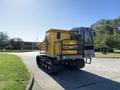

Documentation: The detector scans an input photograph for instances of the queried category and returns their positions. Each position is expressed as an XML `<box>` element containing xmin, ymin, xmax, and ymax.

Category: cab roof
<box><xmin>47</xmin><ymin>29</ymin><xmax>69</xmax><ymax>33</ymax></box>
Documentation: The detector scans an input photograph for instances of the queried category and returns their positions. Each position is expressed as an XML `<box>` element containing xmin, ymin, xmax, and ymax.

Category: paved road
<box><xmin>10</xmin><ymin>52</ymin><xmax>120</xmax><ymax>90</ymax></box>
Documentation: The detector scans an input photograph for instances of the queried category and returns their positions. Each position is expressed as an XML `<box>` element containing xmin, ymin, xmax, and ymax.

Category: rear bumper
<box><xmin>57</xmin><ymin>55</ymin><xmax>84</xmax><ymax>60</ymax></box>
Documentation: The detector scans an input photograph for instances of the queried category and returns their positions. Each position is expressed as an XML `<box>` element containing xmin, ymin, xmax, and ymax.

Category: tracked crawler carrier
<box><xmin>36</xmin><ymin>27</ymin><xmax>95</xmax><ymax>73</ymax></box>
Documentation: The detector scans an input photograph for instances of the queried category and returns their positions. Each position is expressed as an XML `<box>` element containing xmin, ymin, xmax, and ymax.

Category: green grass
<box><xmin>0</xmin><ymin>49</ymin><xmax>33</xmax><ymax>52</ymax></box>
<box><xmin>0</xmin><ymin>54</ymin><xmax>30</xmax><ymax>90</ymax></box>
<box><xmin>114</xmin><ymin>49</ymin><xmax>120</xmax><ymax>53</ymax></box>
<box><xmin>95</xmin><ymin>52</ymin><xmax>120</xmax><ymax>58</ymax></box>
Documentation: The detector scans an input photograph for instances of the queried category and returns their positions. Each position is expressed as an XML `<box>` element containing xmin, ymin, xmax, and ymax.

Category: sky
<box><xmin>0</xmin><ymin>0</ymin><xmax>120</xmax><ymax>42</ymax></box>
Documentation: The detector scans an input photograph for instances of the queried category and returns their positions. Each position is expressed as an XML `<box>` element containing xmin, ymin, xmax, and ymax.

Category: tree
<box><xmin>9</xmin><ymin>38</ymin><xmax>23</xmax><ymax>50</ymax></box>
<box><xmin>91</xmin><ymin>17</ymin><xmax>120</xmax><ymax>52</ymax></box>
<box><xmin>0</xmin><ymin>32</ymin><xmax>9</xmax><ymax>49</ymax></box>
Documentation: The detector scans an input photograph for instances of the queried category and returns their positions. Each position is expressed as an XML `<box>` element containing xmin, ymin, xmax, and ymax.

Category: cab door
<box><xmin>71</xmin><ymin>27</ymin><xmax>95</xmax><ymax>58</ymax></box>
<box><xmin>84</xmin><ymin>29</ymin><xmax>95</xmax><ymax>58</ymax></box>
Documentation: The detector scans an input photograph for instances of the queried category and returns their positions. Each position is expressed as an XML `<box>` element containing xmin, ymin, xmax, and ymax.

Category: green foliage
<box><xmin>0</xmin><ymin>33</ymin><xmax>24</xmax><ymax>50</ymax></box>
<box><xmin>9</xmin><ymin>38</ymin><xmax>23</xmax><ymax>50</ymax></box>
<box><xmin>0</xmin><ymin>32</ymin><xmax>9</xmax><ymax>49</ymax></box>
<box><xmin>91</xmin><ymin>17</ymin><xmax>120</xmax><ymax>52</ymax></box>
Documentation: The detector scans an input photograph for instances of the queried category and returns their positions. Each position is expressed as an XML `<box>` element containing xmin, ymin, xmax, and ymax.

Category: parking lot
<box><xmin>13</xmin><ymin>52</ymin><xmax>120</xmax><ymax>90</ymax></box>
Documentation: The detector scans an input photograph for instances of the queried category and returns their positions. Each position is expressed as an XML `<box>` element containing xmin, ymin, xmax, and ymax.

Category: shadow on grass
<box><xmin>50</xmin><ymin>68</ymin><xmax>120</xmax><ymax>90</ymax></box>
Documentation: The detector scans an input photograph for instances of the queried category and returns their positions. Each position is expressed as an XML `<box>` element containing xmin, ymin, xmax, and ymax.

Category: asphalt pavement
<box><xmin>8</xmin><ymin>52</ymin><xmax>120</xmax><ymax>90</ymax></box>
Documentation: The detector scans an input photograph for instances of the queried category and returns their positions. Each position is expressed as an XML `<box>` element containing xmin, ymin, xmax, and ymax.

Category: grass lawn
<box><xmin>95</xmin><ymin>52</ymin><xmax>120</xmax><ymax>58</ymax></box>
<box><xmin>0</xmin><ymin>50</ymin><xmax>33</xmax><ymax>53</ymax></box>
<box><xmin>0</xmin><ymin>54</ymin><xmax>30</xmax><ymax>90</ymax></box>
<box><xmin>114</xmin><ymin>49</ymin><xmax>120</xmax><ymax>53</ymax></box>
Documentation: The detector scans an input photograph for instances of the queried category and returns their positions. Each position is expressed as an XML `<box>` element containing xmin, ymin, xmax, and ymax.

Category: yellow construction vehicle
<box><xmin>36</xmin><ymin>27</ymin><xmax>95</xmax><ymax>73</ymax></box>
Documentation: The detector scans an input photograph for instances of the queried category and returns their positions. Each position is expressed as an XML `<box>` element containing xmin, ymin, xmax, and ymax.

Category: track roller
<box><xmin>36</xmin><ymin>55</ymin><xmax>60</xmax><ymax>74</ymax></box>
<box><xmin>62</xmin><ymin>59</ymin><xmax>85</xmax><ymax>70</ymax></box>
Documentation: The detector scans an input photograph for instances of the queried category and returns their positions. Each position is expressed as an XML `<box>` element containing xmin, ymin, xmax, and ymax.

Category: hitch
<box><xmin>85</xmin><ymin>58</ymin><xmax>92</xmax><ymax>64</ymax></box>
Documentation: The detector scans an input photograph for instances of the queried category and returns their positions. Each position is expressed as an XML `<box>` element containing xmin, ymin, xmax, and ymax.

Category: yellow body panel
<box><xmin>62</xmin><ymin>40</ymin><xmax>78</xmax><ymax>55</ymax></box>
<box><xmin>47</xmin><ymin>29</ymin><xmax>70</xmax><ymax>56</ymax></box>
<box><xmin>38</xmin><ymin>29</ymin><xmax>80</xmax><ymax>56</ymax></box>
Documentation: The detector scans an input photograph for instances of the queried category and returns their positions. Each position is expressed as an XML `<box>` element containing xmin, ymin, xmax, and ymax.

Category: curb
<box><xmin>23</xmin><ymin>61</ymin><xmax>34</xmax><ymax>90</ymax></box>
<box><xmin>26</xmin><ymin>75</ymin><xmax>34</xmax><ymax>90</ymax></box>
<box><xmin>19</xmin><ymin>57</ymin><xmax>34</xmax><ymax>90</ymax></box>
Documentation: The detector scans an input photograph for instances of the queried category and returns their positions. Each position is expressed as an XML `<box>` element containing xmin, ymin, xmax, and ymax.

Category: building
<box><xmin>22</xmin><ymin>41</ymin><xmax>38</xmax><ymax>50</ymax></box>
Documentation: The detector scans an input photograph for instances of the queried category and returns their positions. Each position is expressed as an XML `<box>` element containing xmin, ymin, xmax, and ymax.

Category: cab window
<box><xmin>56</xmin><ymin>32</ymin><xmax>61</xmax><ymax>39</ymax></box>
<box><xmin>70</xmin><ymin>31</ymin><xmax>81</xmax><ymax>40</ymax></box>
<box><xmin>85</xmin><ymin>30</ymin><xmax>93</xmax><ymax>44</ymax></box>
